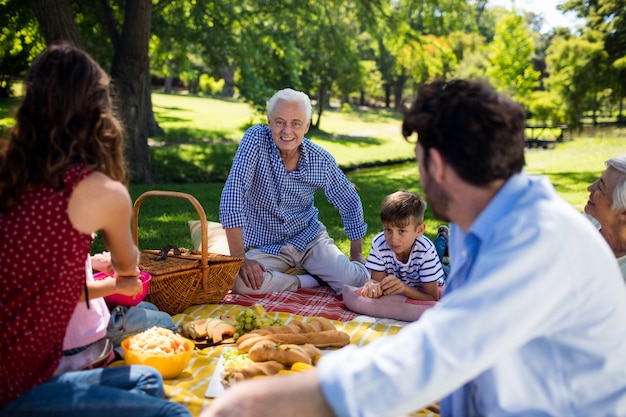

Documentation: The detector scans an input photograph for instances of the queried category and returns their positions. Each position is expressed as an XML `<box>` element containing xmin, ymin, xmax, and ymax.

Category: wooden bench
<box><xmin>525</xmin><ymin>125</ymin><xmax>568</xmax><ymax>149</ymax></box>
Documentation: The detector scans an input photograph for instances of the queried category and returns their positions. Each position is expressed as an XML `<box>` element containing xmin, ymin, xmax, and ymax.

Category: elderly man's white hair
<box><xmin>267</xmin><ymin>88</ymin><xmax>312</xmax><ymax>122</ymax></box>
<box><xmin>606</xmin><ymin>155</ymin><xmax>626</xmax><ymax>210</ymax></box>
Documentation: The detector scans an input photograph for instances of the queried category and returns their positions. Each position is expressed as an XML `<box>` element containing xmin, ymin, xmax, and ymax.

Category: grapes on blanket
<box><xmin>232</xmin><ymin>306</ymin><xmax>283</xmax><ymax>340</ymax></box>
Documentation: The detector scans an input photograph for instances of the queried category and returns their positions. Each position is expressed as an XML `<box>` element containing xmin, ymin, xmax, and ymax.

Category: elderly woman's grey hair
<box><xmin>267</xmin><ymin>88</ymin><xmax>312</xmax><ymax>122</ymax></box>
<box><xmin>606</xmin><ymin>155</ymin><xmax>626</xmax><ymax>210</ymax></box>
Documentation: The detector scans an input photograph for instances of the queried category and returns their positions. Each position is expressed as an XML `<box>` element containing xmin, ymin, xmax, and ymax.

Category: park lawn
<box><xmin>97</xmin><ymin>135</ymin><xmax>624</xmax><ymax>257</ymax></box>
<box><xmin>0</xmin><ymin>92</ymin><xmax>622</xmax><ymax>255</ymax></box>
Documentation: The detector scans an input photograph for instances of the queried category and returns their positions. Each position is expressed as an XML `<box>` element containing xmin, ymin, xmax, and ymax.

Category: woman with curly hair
<box><xmin>0</xmin><ymin>43</ymin><xmax>190</xmax><ymax>417</ymax></box>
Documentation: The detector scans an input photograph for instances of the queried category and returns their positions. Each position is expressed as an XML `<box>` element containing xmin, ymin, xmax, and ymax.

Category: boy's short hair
<box><xmin>380</xmin><ymin>190</ymin><xmax>427</xmax><ymax>228</ymax></box>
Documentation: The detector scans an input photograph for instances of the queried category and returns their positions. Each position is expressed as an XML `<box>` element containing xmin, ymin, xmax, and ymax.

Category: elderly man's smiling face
<box><xmin>585</xmin><ymin>167</ymin><xmax>623</xmax><ymax>226</ymax></box>
<box><xmin>267</xmin><ymin>99</ymin><xmax>310</xmax><ymax>156</ymax></box>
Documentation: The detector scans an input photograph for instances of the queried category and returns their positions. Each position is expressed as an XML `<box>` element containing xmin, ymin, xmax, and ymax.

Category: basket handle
<box><xmin>132</xmin><ymin>191</ymin><xmax>209</xmax><ymax>278</ymax></box>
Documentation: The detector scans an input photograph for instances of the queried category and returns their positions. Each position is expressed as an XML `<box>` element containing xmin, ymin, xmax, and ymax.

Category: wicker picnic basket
<box><xmin>132</xmin><ymin>190</ymin><xmax>243</xmax><ymax>315</ymax></box>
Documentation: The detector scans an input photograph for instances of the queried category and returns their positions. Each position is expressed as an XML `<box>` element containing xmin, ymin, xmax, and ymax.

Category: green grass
<box><xmin>0</xmin><ymin>92</ymin><xmax>623</xmax><ymax>257</ymax></box>
<box><xmin>93</xmin><ymin>135</ymin><xmax>624</xmax><ymax>258</ymax></box>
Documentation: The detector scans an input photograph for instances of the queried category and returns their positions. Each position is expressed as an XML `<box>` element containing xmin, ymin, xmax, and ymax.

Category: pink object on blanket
<box><xmin>221</xmin><ymin>286</ymin><xmax>359</xmax><ymax>322</ymax></box>
<box><xmin>341</xmin><ymin>285</ymin><xmax>437</xmax><ymax>322</ymax></box>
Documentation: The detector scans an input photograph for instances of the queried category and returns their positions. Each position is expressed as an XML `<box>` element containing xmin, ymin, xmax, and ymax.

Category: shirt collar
<box><xmin>467</xmin><ymin>171</ymin><xmax>529</xmax><ymax>240</ymax></box>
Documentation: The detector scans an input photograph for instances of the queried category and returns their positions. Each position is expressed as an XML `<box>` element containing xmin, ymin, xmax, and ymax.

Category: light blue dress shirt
<box><xmin>319</xmin><ymin>172</ymin><xmax>626</xmax><ymax>417</ymax></box>
<box><xmin>219</xmin><ymin>124</ymin><xmax>367</xmax><ymax>255</ymax></box>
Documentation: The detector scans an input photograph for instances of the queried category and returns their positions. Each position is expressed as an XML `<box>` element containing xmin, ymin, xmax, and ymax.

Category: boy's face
<box><xmin>383</xmin><ymin>219</ymin><xmax>426</xmax><ymax>259</ymax></box>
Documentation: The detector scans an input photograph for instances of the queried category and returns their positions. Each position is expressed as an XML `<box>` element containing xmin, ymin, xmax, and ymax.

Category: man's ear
<box><xmin>427</xmin><ymin>148</ymin><xmax>446</xmax><ymax>184</ymax></box>
<box><xmin>618</xmin><ymin>210</ymin><xmax>626</xmax><ymax>223</ymax></box>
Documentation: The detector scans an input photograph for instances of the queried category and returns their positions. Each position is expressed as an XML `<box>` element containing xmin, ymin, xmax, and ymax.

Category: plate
<box><xmin>205</xmin><ymin>347</ymin><xmax>234</xmax><ymax>398</ymax></box>
<box><xmin>204</xmin><ymin>346</ymin><xmax>332</xmax><ymax>398</ymax></box>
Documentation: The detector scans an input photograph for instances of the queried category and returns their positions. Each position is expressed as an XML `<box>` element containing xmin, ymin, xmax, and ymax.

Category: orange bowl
<box><xmin>121</xmin><ymin>336</ymin><xmax>194</xmax><ymax>379</ymax></box>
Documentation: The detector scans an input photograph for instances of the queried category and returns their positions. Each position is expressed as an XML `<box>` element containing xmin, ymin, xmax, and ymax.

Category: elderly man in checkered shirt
<box><xmin>219</xmin><ymin>88</ymin><xmax>370</xmax><ymax>295</ymax></box>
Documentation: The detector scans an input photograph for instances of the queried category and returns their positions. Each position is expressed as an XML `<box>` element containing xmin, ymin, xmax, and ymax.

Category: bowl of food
<box><xmin>94</xmin><ymin>270</ymin><xmax>151</xmax><ymax>308</ymax></box>
<box><xmin>122</xmin><ymin>327</ymin><xmax>194</xmax><ymax>379</ymax></box>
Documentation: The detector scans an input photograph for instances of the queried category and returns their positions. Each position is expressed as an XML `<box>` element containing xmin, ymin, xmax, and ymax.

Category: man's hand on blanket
<box><xmin>239</xmin><ymin>258</ymin><xmax>267</xmax><ymax>290</ymax></box>
<box><xmin>201</xmin><ymin>369</ymin><xmax>334</xmax><ymax>417</ymax></box>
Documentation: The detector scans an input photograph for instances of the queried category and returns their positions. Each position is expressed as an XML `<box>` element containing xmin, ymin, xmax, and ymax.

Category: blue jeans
<box><xmin>434</xmin><ymin>233</ymin><xmax>450</xmax><ymax>278</ymax></box>
<box><xmin>0</xmin><ymin>365</ymin><xmax>190</xmax><ymax>417</ymax></box>
<box><xmin>108</xmin><ymin>301</ymin><xmax>177</xmax><ymax>348</ymax></box>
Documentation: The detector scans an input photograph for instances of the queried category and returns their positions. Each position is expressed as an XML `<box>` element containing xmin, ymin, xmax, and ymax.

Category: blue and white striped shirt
<box><xmin>219</xmin><ymin>124</ymin><xmax>367</xmax><ymax>255</ymax></box>
<box><xmin>365</xmin><ymin>232</ymin><xmax>445</xmax><ymax>286</ymax></box>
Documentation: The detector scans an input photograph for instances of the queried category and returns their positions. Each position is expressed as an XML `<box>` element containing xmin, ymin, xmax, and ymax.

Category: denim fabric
<box><xmin>433</xmin><ymin>234</ymin><xmax>450</xmax><ymax>278</ymax></box>
<box><xmin>0</xmin><ymin>365</ymin><xmax>190</xmax><ymax>417</ymax></box>
<box><xmin>107</xmin><ymin>302</ymin><xmax>177</xmax><ymax>350</ymax></box>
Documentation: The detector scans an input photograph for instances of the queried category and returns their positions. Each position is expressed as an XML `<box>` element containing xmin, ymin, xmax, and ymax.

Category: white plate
<box><xmin>204</xmin><ymin>346</ymin><xmax>332</xmax><ymax>398</ymax></box>
<box><xmin>205</xmin><ymin>347</ymin><xmax>234</xmax><ymax>398</ymax></box>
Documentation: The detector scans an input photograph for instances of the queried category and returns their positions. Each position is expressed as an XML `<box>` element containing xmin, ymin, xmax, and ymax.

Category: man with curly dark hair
<box><xmin>202</xmin><ymin>79</ymin><xmax>626</xmax><ymax>417</ymax></box>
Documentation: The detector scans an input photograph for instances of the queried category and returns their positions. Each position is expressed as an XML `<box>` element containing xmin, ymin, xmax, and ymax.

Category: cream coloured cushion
<box><xmin>188</xmin><ymin>220</ymin><xmax>230</xmax><ymax>255</ymax></box>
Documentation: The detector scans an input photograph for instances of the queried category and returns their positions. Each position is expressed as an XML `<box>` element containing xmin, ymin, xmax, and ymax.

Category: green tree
<box><xmin>545</xmin><ymin>35</ymin><xmax>609</xmax><ymax>128</ymax></box>
<box><xmin>486</xmin><ymin>12</ymin><xmax>540</xmax><ymax>106</ymax></box>
<box><xmin>0</xmin><ymin>1</ymin><xmax>44</xmax><ymax>97</ymax></box>
<box><xmin>25</xmin><ymin>0</ymin><xmax>155</xmax><ymax>182</ymax></box>
<box><xmin>562</xmin><ymin>0</ymin><xmax>626</xmax><ymax>121</ymax></box>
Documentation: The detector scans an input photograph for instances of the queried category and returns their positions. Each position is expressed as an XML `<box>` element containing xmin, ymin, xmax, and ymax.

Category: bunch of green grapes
<box><xmin>232</xmin><ymin>307</ymin><xmax>283</xmax><ymax>340</ymax></box>
<box><xmin>233</xmin><ymin>308</ymin><xmax>257</xmax><ymax>340</ymax></box>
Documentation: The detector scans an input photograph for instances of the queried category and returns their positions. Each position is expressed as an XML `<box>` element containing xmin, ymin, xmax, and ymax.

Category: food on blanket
<box><xmin>232</xmin><ymin>307</ymin><xmax>283</xmax><ymax>340</ymax></box>
<box><xmin>277</xmin><ymin>361</ymin><xmax>316</xmax><ymax>375</ymax></box>
<box><xmin>236</xmin><ymin>329</ymin><xmax>351</xmax><ymax>353</ymax></box>
<box><xmin>122</xmin><ymin>327</ymin><xmax>194</xmax><ymax>379</ymax></box>
<box><xmin>181</xmin><ymin>318</ymin><xmax>211</xmax><ymax>340</ymax></box>
<box><xmin>248</xmin><ymin>341</ymin><xmax>321</xmax><ymax>366</ymax></box>
<box><xmin>180</xmin><ymin>318</ymin><xmax>236</xmax><ymax>344</ymax></box>
<box><xmin>211</xmin><ymin>320</ymin><xmax>236</xmax><ymax>343</ymax></box>
<box><xmin>222</xmin><ymin>361</ymin><xmax>287</xmax><ymax>386</ymax></box>
<box><xmin>126</xmin><ymin>327</ymin><xmax>189</xmax><ymax>355</ymax></box>
<box><xmin>236</xmin><ymin>319</ymin><xmax>335</xmax><ymax>343</ymax></box>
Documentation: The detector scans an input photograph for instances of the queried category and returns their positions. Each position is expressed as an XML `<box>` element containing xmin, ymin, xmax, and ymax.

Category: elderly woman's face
<box><xmin>585</xmin><ymin>167</ymin><xmax>621</xmax><ymax>225</ymax></box>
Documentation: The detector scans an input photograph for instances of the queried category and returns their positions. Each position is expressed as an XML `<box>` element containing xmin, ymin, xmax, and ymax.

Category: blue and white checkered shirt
<box><xmin>219</xmin><ymin>124</ymin><xmax>367</xmax><ymax>255</ymax></box>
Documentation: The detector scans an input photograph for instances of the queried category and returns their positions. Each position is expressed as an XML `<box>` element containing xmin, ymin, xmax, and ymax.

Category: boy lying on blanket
<box><xmin>360</xmin><ymin>190</ymin><xmax>447</xmax><ymax>302</ymax></box>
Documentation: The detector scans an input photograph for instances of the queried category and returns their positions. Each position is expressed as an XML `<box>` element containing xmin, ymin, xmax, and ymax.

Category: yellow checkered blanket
<box><xmin>148</xmin><ymin>302</ymin><xmax>440</xmax><ymax>417</ymax></box>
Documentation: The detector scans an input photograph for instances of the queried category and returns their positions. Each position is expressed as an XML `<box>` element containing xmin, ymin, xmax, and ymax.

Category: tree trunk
<box><xmin>383</xmin><ymin>83</ymin><xmax>391</xmax><ymax>108</ymax></box>
<box><xmin>393</xmin><ymin>75</ymin><xmax>407</xmax><ymax>111</ymax></box>
<box><xmin>27</xmin><ymin>0</ymin><xmax>84</xmax><ymax>48</ymax></box>
<box><xmin>220</xmin><ymin>64</ymin><xmax>236</xmax><ymax>97</ymax></box>
<box><xmin>314</xmin><ymin>87</ymin><xmax>328</xmax><ymax>129</ymax></box>
<box><xmin>110</xmin><ymin>0</ymin><xmax>154</xmax><ymax>183</ymax></box>
<box><xmin>146</xmin><ymin>61</ymin><xmax>164</xmax><ymax>137</ymax></box>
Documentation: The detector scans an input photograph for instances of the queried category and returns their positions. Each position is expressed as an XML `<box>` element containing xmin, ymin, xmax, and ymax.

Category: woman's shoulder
<box><xmin>68</xmin><ymin>172</ymin><xmax>132</xmax><ymax>234</ymax></box>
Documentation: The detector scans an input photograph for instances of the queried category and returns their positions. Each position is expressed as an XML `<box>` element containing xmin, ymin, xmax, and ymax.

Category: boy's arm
<box><xmin>404</xmin><ymin>281</ymin><xmax>439</xmax><ymax>301</ymax></box>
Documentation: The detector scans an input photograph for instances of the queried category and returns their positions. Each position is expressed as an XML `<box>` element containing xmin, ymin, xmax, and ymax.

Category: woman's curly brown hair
<box><xmin>0</xmin><ymin>43</ymin><xmax>127</xmax><ymax>212</ymax></box>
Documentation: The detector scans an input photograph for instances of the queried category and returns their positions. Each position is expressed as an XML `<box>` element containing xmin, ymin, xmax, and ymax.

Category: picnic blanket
<box><xmin>220</xmin><ymin>285</ymin><xmax>359</xmax><ymax>321</ymax></box>
<box><xmin>116</xmin><ymin>287</ymin><xmax>440</xmax><ymax>417</ymax></box>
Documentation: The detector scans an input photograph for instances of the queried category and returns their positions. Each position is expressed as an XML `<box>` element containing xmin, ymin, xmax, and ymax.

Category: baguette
<box><xmin>248</xmin><ymin>341</ymin><xmax>321</xmax><ymax>366</ymax></box>
<box><xmin>238</xmin><ymin>319</ymin><xmax>336</xmax><ymax>341</ymax></box>
<box><xmin>221</xmin><ymin>360</ymin><xmax>286</xmax><ymax>385</ymax></box>
<box><xmin>237</xmin><ymin>329</ymin><xmax>350</xmax><ymax>353</ymax></box>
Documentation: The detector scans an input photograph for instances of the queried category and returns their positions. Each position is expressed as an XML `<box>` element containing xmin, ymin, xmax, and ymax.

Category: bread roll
<box><xmin>221</xmin><ymin>360</ymin><xmax>286</xmax><ymax>385</ymax></box>
<box><xmin>248</xmin><ymin>341</ymin><xmax>321</xmax><ymax>366</ymax></box>
<box><xmin>237</xmin><ymin>329</ymin><xmax>350</xmax><ymax>353</ymax></box>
